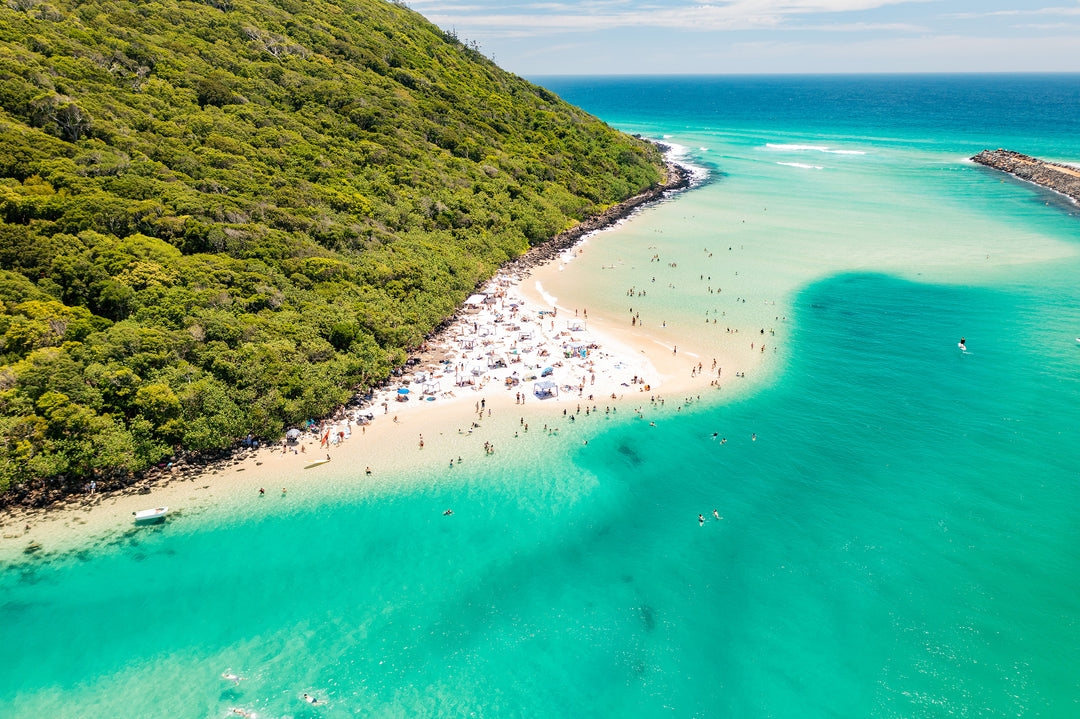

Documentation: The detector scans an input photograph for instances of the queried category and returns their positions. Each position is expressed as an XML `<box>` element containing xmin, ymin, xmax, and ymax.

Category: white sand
<box><xmin>1</xmin><ymin>243</ymin><xmax>750</xmax><ymax>562</ymax></box>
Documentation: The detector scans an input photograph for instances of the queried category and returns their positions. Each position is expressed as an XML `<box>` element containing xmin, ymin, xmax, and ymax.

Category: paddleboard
<box><xmin>304</xmin><ymin>459</ymin><xmax>331</xmax><ymax>469</ymax></box>
<box><xmin>958</xmin><ymin>343</ymin><xmax>967</xmax><ymax>351</ymax></box>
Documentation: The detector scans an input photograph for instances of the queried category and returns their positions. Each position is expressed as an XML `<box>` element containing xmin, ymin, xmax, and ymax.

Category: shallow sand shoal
<box><xmin>1</xmin><ymin>172</ymin><xmax>758</xmax><ymax>562</ymax></box>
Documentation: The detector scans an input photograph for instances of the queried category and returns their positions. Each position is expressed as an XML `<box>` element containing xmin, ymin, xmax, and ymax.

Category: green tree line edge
<box><xmin>0</xmin><ymin>0</ymin><xmax>665</xmax><ymax>496</ymax></box>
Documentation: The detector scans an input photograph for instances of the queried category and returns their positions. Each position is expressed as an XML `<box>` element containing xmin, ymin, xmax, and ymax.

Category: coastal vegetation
<box><xmin>0</xmin><ymin>0</ymin><xmax>664</xmax><ymax>495</ymax></box>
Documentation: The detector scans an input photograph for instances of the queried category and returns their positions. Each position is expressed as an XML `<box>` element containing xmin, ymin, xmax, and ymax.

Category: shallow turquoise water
<box><xmin>3</xmin><ymin>75</ymin><xmax>1080</xmax><ymax>718</ymax></box>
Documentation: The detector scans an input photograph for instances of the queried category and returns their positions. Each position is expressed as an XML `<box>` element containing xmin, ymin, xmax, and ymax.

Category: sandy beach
<box><xmin>0</xmin><ymin>160</ymin><xmax>757</xmax><ymax>562</ymax></box>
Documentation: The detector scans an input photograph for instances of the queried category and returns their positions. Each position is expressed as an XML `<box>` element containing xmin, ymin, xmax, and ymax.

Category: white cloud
<box><xmin>427</xmin><ymin>7</ymin><xmax>798</xmax><ymax>35</ymax></box>
<box><xmin>415</xmin><ymin>1</ymin><xmax>1080</xmax><ymax>73</ymax></box>
<box><xmin>416</xmin><ymin>4</ymin><xmax>487</xmax><ymax>10</ymax></box>
<box><xmin>650</xmin><ymin>32</ymin><xmax>1080</xmax><ymax>73</ymax></box>
<box><xmin>426</xmin><ymin>0</ymin><xmax>944</xmax><ymax>35</ymax></box>
<box><xmin>516</xmin><ymin>41</ymin><xmax>592</xmax><ymax>59</ymax></box>
<box><xmin>696</xmin><ymin>0</ymin><xmax>933</xmax><ymax>10</ymax></box>
<box><xmin>523</xmin><ymin>1</ymin><xmax>636</xmax><ymax>9</ymax></box>
<box><xmin>792</xmin><ymin>21</ymin><xmax>928</xmax><ymax>31</ymax></box>
<box><xmin>945</xmin><ymin>5</ymin><xmax>1080</xmax><ymax>19</ymax></box>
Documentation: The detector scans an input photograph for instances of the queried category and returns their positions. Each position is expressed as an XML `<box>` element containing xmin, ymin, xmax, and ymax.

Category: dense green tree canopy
<box><xmin>0</xmin><ymin>0</ymin><xmax>664</xmax><ymax>491</ymax></box>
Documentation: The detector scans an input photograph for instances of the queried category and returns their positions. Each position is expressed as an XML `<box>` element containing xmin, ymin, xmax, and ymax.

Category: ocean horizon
<box><xmin>3</xmin><ymin>74</ymin><xmax>1079</xmax><ymax>718</ymax></box>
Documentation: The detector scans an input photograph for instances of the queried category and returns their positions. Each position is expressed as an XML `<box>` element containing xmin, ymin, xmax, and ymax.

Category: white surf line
<box><xmin>657</xmin><ymin>141</ymin><xmax>709</xmax><ymax>185</ymax></box>
<box><xmin>765</xmin><ymin>142</ymin><xmax>866</xmax><ymax>155</ymax></box>
<box><xmin>534</xmin><ymin>281</ymin><xmax>558</xmax><ymax>307</ymax></box>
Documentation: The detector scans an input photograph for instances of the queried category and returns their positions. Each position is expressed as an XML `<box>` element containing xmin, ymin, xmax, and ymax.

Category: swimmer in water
<box><xmin>713</xmin><ymin>510</ymin><xmax>720</xmax><ymax>520</ymax></box>
<box><xmin>222</xmin><ymin>671</ymin><xmax>243</xmax><ymax>686</ymax></box>
<box><xmin>303</xmin><ymin>693</ymin><xmax>319</xmax><ymax>705</ymax></box>
<box><xmin>444</xmin><ymin>509</ymin><xmax>453</xmax><ymax>516</ymax></box>
<box><xmin>699</xmin><ymin>514</ymin><xmax>705</xmax><ymax>525</ymax></box>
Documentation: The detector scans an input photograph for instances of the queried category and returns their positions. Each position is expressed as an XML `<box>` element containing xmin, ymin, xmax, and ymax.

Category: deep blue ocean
<box><xmin>3</xmin><ymin>75</ymin><xmax>1080</xmax><ymax>718</ymax></box>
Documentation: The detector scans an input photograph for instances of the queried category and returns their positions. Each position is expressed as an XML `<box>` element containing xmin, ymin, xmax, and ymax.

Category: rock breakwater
<box><xmin>972</xmin><ymin>149</ymin><xmax>1080</xmax><ymax>203</ymax></box>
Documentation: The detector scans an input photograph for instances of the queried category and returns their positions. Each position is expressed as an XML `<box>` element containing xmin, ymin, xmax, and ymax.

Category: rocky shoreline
<box><xmin>503</xmin><ymin>160</ymin><xmax>692</xmax><ymax>274</ymax></box>
<box><xmin>971</xmin><ymin>149</ymin><xmax>1080</xmax><ymax>203</ymax></box>
<box><xmin>1</xmin><ymin>158</ymin><xmax>693</xmax><ymax>517</ymax></box>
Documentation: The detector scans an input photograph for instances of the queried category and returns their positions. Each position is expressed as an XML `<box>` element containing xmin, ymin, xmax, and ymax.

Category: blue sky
<box><xmin>408</xmin><ymin>0</ymin><xmax>1080</xmax><ymax>75</ymax></box>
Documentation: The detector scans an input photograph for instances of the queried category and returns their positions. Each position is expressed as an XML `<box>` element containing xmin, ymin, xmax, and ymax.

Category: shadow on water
<box><xmin>639</xmin><ymin>604</ymin><xmax>656</xmax><ymax>633</ymax></box>
<box><xmin>616</xmin><ymin>443</ymin><xmax>642</xmax><ymax>466</ymax></box>
<box><xmin>2</xmin><ymin>508</ymin><xmax>184</xmax><ymax>574</ymax></box>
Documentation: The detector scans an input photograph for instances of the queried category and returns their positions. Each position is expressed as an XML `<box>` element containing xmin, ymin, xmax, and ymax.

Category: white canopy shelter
<box><xmin>533</xmin><ymin>380</ymin><xmax>558</xmax><ymax>399</ymax></box>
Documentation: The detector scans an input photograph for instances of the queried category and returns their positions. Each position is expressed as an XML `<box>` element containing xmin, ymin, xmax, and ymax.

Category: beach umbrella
<box><xmin>397</xmin><ymin>388</ymin><xmax>410</xmax><ymax>395</ymax></box>
<box><xmin>286</xmin><ymin>428</ymin><xmax>301</xmax><ymax>438</ymax></box>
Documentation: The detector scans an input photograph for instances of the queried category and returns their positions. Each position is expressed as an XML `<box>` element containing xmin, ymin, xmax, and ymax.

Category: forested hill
<box><xmin>0</xmin><ymin>0</ymin><xmax>664</xmax><ymax>491</ymax></box>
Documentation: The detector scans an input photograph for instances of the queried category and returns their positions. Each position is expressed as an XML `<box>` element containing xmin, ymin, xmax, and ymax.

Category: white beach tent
<box><xmin>464</xmin><ymin>293</ymin><xmax>486</xmax><ymax>308</ymax></box>
<box><xmin>533</xmin><ymin>380</ymin><xmax>558</xmax><ymax>399</ymax></box>
<box><xmin>422</xmin><ymin>379</ymin><xmax>441</xmax><ymax>395</ymax></box>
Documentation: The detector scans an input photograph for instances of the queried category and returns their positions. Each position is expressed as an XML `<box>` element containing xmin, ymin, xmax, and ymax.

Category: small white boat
<box><xmin>133</xmin><ymin>506</ymin><xmax>169</xmax><ymax>523</ymax></box>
